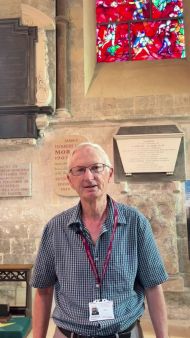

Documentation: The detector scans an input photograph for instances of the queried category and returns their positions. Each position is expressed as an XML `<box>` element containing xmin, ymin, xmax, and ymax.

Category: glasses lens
<box><xmin>90</xmin><ymin>164</ymin><xmax>104</xmax><ymax>173</ymax></box>
<box><xmin>70</xmin><ymin>163</ymin><xmax>108</xmax><ymax>176</ymax></box>
<box><xmin>71</xmin><ymin>166</ymin><xmax>86</xmax><ymax>176</ymax></box>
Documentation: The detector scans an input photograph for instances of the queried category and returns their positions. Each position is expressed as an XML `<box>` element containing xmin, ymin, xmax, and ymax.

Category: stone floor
<box><xmin>28</xmin><ymin>317</ymin><xmax>190</xmax><ymax>338</ymax></box>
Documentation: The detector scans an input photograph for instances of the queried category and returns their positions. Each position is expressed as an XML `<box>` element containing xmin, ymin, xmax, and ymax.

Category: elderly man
<box><xmin>31</xmin><ymin>142</ymin><xmax>168</xmax><ymax>338</ymax></box>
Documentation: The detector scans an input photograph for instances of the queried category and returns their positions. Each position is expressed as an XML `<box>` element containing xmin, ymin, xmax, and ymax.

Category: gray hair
<box><xmin>67</xmin><ymin>142</ymin><xmax>112</xmax><ymax>169</ymax></box>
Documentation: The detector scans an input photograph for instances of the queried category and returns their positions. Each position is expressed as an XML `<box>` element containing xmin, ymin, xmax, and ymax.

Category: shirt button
<box><xmin>95</xmin><ymin>257</ymin><xmax>98</xmax><ymax>261</ymax></box>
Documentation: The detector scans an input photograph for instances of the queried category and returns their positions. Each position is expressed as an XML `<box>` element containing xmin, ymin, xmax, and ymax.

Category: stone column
<box><xmin>56</xmin><ymin>0</ymin><xmax>70</xmax><ymax>117</ymax></box>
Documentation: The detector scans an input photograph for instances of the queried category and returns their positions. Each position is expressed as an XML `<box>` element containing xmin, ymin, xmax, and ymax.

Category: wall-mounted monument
<box><xmin>114</xmin><ymin>125</ymin><xmax>185</xmax><ymax>182</ymax></box>
<box><xmin>0</xmin><ymin>18</ymin><xmax>53</xmax><ymax>139</ymax></box>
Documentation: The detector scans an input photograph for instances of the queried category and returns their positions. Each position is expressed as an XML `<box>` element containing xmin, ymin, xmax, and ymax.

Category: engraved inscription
<box><xmin>116</xmin><ymin>135</ymin><xmax>182</xmax><ymax>174</ymax></box>
<box><xmin>0</xmin><ymin>163</ymin><xmax>31</xmax><ymax>197</ymax></box>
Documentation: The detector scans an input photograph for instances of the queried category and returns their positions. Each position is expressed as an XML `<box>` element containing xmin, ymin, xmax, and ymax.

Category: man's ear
<box><xmin>67</xmin><ymin>174</ymin><xmax>72</xmax><ymax>186</ymax></box>
<box><xmin>108</xmin><ymin>168</ymin><xmax>113</xmax><ymax>182</ymax></box>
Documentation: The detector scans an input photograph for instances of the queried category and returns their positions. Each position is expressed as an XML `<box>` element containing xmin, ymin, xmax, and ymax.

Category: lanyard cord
<box><xmin>79</xmin><ymin>200</ymin><xmax>118</xmax><ymax>300</ymax></box>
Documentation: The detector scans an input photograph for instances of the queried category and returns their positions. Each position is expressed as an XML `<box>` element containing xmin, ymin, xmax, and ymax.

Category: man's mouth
<box><xmin>84</xmin><ymin>184</ymin><xmax>97</xmax><ymax>189</ymax></box>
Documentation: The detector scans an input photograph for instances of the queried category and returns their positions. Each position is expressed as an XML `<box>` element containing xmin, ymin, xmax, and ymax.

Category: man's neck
<box><xmin>81</xmin><ymin>197</ymin><xmax>108</xmax><ymax>221</ymax></box>
<box><xmin>81</xmin><ymin>197</ymin><xmax>108</xmax><ymax>242</ymax></box>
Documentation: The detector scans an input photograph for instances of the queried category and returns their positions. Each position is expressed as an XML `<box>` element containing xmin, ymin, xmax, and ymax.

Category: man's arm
<box><xmin>32</xmin><ymin>286</ymin><xmax>54</xmax><ymax>338</ymax></box>
<box><xmin>145</xmin><ymin>284</ymin><xmax>168</xmax><ymax>338</ymax></box>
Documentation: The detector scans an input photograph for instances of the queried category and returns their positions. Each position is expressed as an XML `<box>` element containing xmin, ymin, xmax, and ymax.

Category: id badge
<box><xmin>89</xmin><ymin>299</ymin><xmax>114</xmax><ymax>321</ymax></box>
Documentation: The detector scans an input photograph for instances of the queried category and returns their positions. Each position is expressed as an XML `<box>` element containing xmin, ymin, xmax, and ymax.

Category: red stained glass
<box><xmin>152</xmin><ymin>0</ymin><xmax>183</xmax><ymax>19</ymax></box>
<box><xmin>97</xmin><ymin>23</ymin><xmax>130</xmax><ymax>62</ymax></box>
<box><xmin>96</xmin><ymin>1</ymin><xmax>120</xmax><ymax>23</ymax></box>
<box><xmin>131</xmin><ymin>19</ymin><xmax>185</xmax><ymax>60</ymax></box>
<box><xmin>96</xmin><ymin>0</ymin><xmax>185</xmax><ymax>62</ymax></box>
<box><xmin>96</xmin><ymin>0</ymin><xmax>151</xmax><ymax>23</ymax></box>
<box><xmin>120</xmin><ymin>0</ymin><xmax>150</xmax><ymax>21</ymax></box>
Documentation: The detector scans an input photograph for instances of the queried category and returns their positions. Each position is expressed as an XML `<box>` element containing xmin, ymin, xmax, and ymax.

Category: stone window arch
<box><xmin>83</xmin><ymin>0</ymin><xmax>190</xmax><ymax>98</ymax></box>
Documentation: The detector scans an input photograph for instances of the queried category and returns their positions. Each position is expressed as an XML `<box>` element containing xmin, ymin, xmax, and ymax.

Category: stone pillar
<box><xmin>56</xmin><ymin>0</ymin><xmax>70</xmax><ymax>117</ymax></box>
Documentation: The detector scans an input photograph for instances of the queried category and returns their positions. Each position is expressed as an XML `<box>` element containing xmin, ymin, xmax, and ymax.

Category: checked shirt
<box><xmin>30</xmin><ymin>196</ymin><xmax>168</xmax><ymax>336</ymax></box>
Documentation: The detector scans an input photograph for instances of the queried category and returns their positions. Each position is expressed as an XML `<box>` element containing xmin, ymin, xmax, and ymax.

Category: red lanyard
<box><xmin>80</xmin><ymin>200</ymin><xmax>118</xmax><ymax>297</ymax></box>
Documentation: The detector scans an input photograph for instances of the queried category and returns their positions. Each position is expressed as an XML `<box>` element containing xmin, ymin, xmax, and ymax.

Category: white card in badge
<box><xmin>89</xmin><ymin>299</ymin><xmax>114</xmax><ymax>321</ymax></box>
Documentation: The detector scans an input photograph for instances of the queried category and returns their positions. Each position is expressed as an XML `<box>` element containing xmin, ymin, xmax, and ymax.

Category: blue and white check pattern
<box><xmin>30</xmin><ymin>196</ymin><xmax>168</xmax><ymax>336</ymax></box>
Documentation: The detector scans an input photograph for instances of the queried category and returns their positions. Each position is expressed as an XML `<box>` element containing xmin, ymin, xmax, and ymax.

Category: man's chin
<box><xmin>83</xmin><ymin>189</ymin><xmax>99</xmax><ymax>199</ymax></box>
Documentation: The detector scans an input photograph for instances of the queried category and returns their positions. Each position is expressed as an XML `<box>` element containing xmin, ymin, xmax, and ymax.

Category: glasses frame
<box><xmin>69</xmin><ymin>163</ymin><xmax>111</xmax><ymax>176</ymax></box>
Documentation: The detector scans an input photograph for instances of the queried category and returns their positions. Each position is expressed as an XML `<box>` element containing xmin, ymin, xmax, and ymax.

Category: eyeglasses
<box><xmin>69</xmin><ymin>163</ymin><xmax>111</xmax><ymax>176</ymax></box>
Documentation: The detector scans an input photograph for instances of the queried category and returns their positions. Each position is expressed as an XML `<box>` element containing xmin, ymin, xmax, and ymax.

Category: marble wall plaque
<box><xmin>53</xmin><ymin>135</ymin><xmax>88</xmax><ymax>196</ymax></box>
<box><xmin>116</xmin><ymin>134</ymin><xmax>182</xmax><ymax>175</ymax></box>
<box><xmin>114</xmin><ymin>125</ymin><xmax>186</xmax><ymax>182</ymax></box>
<box><xmin>0</xmin><ymin>163</ymin><xmax>31</xmax><ymax>197</ymax></box>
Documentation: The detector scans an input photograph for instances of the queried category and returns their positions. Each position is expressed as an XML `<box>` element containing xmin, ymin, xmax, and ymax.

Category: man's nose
<box><xmin>83</xmin><ymin>167</ymin><xmax>94</xmax><ymax>178</ymax></box>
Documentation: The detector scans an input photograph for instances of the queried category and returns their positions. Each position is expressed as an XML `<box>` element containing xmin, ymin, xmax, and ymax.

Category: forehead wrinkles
<box><xmin>69</xmin><ymin>147</ymin><xmax>104</xmax><ymax>168</ymax></box>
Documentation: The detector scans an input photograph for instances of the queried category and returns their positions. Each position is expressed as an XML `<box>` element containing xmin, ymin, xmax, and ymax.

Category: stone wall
<box><xmin>0</xmin><ymin>0</ymin><xmax>190</xmax><ymax>319</ymax></box>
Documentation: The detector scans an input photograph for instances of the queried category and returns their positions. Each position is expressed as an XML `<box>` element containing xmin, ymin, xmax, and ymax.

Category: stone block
<box><xmin>0</xmin><ymin>0</ymin><xmax>21</xmax><ymax>18</ymax></box>
<box><xmin>163</xmin><ymin>276</ymin><xmax>184</xmax><ymax>292</ymax></box>
<box><xmin>134</xmin><ymin>95</ymin><xmax>156</xmax><ymax>109</ymax></box>
<box><xmin>155</xmin><ymin>95</ymin><xmax>174</xmax><ymax>108</ymax></box>
<box><xmin>177</xmin><ymin>238</ymin><xmax>190</xmax><ymax>273</ymax></box>
<box><xmin>0</xmin><ymin>239</ymin><xmax>10</xmax><ymax>254</ymax></box>
<box><xmin>176</xmin><ymin>222</ymin><xmax>188</xmax><ymax>238</ymax></box>
<box><xmin>3</xmin><ymin>254</ymin><xmax>26</xmax><ymax>264</ymax></box>
<box><xmin>167</xmin><ymin>305</ymin><xmax>190</xmax><ymax>320</ymax></box>
<box><xmin>10</xmin><ymin>238</ymin><xmax>36</xmax><ymax>255</ymax></box>
<box><xmin>183</xmin><ymin>273</ymin><xmax>190</xmax><ymax>287</ymax></box>
<box><xmin>0</xmin><ymin>221</ymin><xmax>28</xmax><ymax>239</ymax></box>
<box><xmin>174</xmin><ymin>94</ymin><xmax>190</xmax><ymax>106</ymax></box>
<box><xmin>24</xmin><ymin>0</ymin><xmax>55</xmax><ymax>17</ymax></box>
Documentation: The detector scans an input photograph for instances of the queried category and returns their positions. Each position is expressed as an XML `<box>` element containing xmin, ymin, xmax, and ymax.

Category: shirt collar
<box><xmin>68</xmin><ymin>195</ymin><xmax>124</xmax><ymax>233</ymax></box>
<box><xmin>67</xmin><ymin>202</ymin><xmax>82</xmax><ymax>233</ymax></box>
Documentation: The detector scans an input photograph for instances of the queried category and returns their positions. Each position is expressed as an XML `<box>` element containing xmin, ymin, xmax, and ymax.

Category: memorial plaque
<box><xmin>53</xmin><ymin>135</ymin><xmax>88</xmax><ymax>196</ymax></box>
<box><xmin>116</xmin><ymin>134</ymin><xmax>182</xmax><ymax>175</ymax></box>
<box><xmin>114</xmin><ymin>125</ymin><xmax>186</xmax><ymax>182</ymax></box>
<box><xmin>0</xmin><ymin>163</ymin><xmax>31</xmax><ymax>197</ymax></box>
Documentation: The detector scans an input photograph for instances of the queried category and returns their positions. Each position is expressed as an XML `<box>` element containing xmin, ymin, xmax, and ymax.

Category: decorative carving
<box><xmin>0</xmin><ymin>270</ymin><xmax>26</xmax><ymax>281</ymax></box>
<box><xmin>36</xmin><ymin>30</ymin><xmax>52</xmax><ymax>106</ymax></box>
<box><xmin>21</xmin><ymin>4</ymin><xmax>55</xmax><ymax>107</ymax></box>
<box><xmin>36</xmin><ymin>114</ymin><xmax>50</xmax><ymax>137</ymax></box>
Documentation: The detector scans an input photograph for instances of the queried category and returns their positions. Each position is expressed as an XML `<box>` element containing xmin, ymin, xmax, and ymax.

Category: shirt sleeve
<box><xmin>136</xmin><ymin>212</ymin><xmax>168</xmax><ymax>289</ymax></box>
<box><xmin>30</xmin><ymin>221</ymin><xmax>57</xmax><ymax>288</ymax></box>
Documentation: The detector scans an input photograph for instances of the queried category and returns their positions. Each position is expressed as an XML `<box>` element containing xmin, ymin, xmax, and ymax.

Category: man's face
<box><xmin>67</xmin><ymin>146</ymin><xmax>113</xmax><ymax>202</ymax></box>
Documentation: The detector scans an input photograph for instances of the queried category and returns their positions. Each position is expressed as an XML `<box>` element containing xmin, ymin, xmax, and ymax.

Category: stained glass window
<box><xmin>96</xmin><ymin>0</ymin><xmax>185</xmax><ymax>62</ymax></box>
